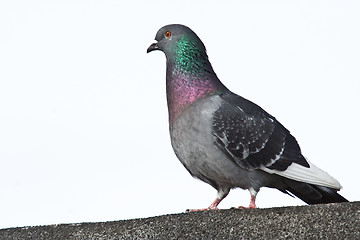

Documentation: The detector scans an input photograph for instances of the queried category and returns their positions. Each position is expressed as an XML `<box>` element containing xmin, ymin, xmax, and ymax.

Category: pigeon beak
<box><xmin>147</xmin><ymin>42</ymin><xmax>159</xmax><ymax>53</ymax></box>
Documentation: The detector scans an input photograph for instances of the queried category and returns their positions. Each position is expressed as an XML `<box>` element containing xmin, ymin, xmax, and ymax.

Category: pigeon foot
<box><xmin>234</xmin><ymin>204</ymin><xmax>256</xmax><ymax>209</ymax></box>
<box><xmin>186</xmin><ymin>197</ymin><xmax>222</xmax><ymax>212</ymax></box>
<box><xmin>186</xmin><ymin>206</ymin><xmax>220</xmax><ymax>212</ymax></box>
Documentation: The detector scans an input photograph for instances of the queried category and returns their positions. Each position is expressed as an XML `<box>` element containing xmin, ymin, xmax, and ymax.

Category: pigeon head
<box><xmin>147</xmin><ymin>24</ymin><xmax>206</xmax><ymax>54</ymax></box>
<box><xmin>147</xmin><ymin>24</ymin><xmax>214</xmax><ymax>76</ymax></box>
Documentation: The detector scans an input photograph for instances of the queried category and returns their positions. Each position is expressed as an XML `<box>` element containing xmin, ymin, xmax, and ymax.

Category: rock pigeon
<box><xmin>147</xmin><ymin>24</ymin><xmax>348</xmax><ymax>211</ymax></box>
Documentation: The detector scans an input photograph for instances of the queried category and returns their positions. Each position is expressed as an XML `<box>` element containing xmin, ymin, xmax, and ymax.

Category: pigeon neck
<box><xmin>171</xmin><ymin>35</ymin><xmax>215</xmax><ymax>76</ymax></box>
<box><xmin>166</xmin><ymin>64</ymin><xmax>225</xmax><ymax>123</ymax></box>
<box><xmin>165</xmin><ymin>35</ymin><xmax>226</xmax><ymax>123</ymax></box>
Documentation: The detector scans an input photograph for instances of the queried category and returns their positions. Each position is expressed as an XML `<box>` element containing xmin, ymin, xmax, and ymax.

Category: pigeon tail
<box><xmin>284</xmin><ymin>179</ymin><xmax>349</xmax><ymax>204</ymax></box>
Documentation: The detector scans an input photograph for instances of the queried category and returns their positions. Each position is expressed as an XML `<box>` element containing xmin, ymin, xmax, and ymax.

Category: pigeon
<box><xmin>147</xmin><ymin>24</ymin><xmax>348</xmax><ymax>211</ymax></box>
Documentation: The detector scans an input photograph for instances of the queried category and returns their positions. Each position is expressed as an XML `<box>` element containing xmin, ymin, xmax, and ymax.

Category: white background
<box><xmin>0</xmin><ymin>1</ymin><xmax>359</xmax><ymax>229</ymax></box>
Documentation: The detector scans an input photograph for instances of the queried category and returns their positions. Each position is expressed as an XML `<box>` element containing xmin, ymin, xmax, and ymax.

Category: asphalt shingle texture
<box><xmin>1</xmin><ymin>202</ymin><xmax>359</xmax><ymax>239</ymax></box>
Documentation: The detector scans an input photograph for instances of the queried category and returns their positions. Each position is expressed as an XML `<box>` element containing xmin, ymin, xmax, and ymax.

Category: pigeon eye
<box><xmin>165</xmin><ymin>31</ymin><xmax>172</xmax><ymax>38</ymax></box>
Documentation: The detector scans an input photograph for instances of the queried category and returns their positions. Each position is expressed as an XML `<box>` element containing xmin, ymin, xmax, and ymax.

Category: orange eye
<box><xmin>165</xmin><ymin>31</ymin><xmax>171</xmax><ymax>38</ymax></box>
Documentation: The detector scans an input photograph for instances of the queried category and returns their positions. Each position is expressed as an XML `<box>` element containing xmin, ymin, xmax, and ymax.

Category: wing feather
<box><xmin>212</xmin><ymin>92</ymin><xmax>308</xmax><ymax>171</ymax></box>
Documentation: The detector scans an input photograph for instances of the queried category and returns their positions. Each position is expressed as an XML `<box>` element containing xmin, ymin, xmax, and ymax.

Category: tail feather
<box><xmin>283</xmin><ymin>179</ymin><xmax>348</xmax><ymax>204</ymax></box>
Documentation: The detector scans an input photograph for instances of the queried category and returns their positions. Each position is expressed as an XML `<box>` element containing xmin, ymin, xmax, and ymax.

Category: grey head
<box><xmin>147</xmin><ymin>24</ymin><xmax>207</xmax><ymax>56</ymax></box>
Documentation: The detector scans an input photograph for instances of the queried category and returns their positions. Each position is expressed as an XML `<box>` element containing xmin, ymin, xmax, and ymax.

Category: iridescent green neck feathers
<box><xmin>171</xmin><ymin>36</ymin><xmax>214</xmax><ymax>77</ymax></box>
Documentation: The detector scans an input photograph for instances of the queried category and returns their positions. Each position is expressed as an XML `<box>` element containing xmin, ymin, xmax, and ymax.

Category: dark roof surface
<box><xmin>1</xmin><ymin>202</ymin><xmax>359</xmax><ymax>239</ymax></box>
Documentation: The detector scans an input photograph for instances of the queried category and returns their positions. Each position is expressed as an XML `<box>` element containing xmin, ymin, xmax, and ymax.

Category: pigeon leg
<box><xmin>236</xmin><ymin>188</ymin><xmax>257</xmax><ymax>209</ymax></box>
<box><xmin>187</xmin><ymin>188</ymin><xmax>229</xmax><ymax>212</ymax></box>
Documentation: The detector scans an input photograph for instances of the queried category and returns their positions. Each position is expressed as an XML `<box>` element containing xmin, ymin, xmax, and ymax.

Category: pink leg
<box><xmin>236</xmin><ymin>189</ymin><xmax>258</xmax><ymax>209</ymax></box>
<box><xmin>248</xmin><ymin>194</ymin><xmax>257</xmax><ymax>208</ymax></box>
